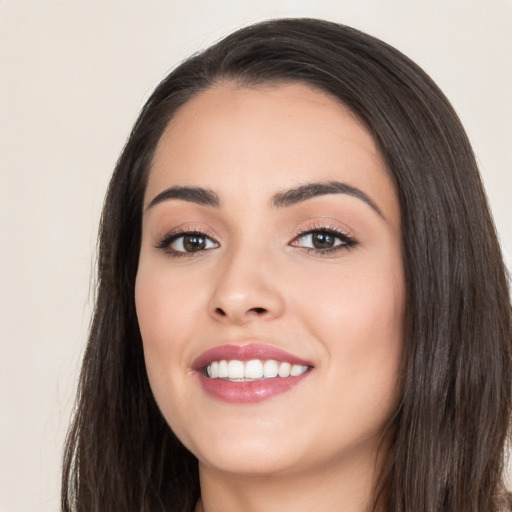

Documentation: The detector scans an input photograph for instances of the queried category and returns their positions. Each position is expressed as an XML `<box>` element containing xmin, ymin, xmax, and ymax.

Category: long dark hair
<box><xmin>62</xmin><ymin>18</ymin><xmax>512</xmax><ymax>512</ymax></box>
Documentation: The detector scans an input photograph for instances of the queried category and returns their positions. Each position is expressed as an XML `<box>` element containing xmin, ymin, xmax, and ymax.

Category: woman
<box><xmin>62</xmin><ymin>18</ymin><xmax>512</xmax><ymax>512</ymax></box>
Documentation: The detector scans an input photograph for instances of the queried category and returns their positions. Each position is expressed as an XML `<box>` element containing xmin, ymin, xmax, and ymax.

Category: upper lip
<box><xmin>192</xmin><ymin>343</ymin><xmax>314</xmax><ymax>370</ymax></box>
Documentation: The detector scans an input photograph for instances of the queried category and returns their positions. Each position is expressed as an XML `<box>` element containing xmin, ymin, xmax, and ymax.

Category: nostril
<box><xmin>250</xmin><ymin>307</ymin><xmax>267</xmax><ymax>315</ymax></box>
<box><xmin>211</xmin><ymin>305</ymin><xmax>270</xmax><ymax>322</ymax></box>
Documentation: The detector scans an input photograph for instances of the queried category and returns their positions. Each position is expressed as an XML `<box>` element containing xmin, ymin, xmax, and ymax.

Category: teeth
<box><xmin>218</xmin><ymin>360</ymin><xmax>229</xmax><ymax>378</ymax></box>
<box><xmin>245</xmin><ymin>359</ymin><xmax>264</xmax><ymax>379</ymax></box>
<box><xmin>290</xmin><ymin>364</ymin><xmax>306</xmax><ymax>376</ymax></box>
<box><xmin>205</xmin><ymin>359</ymin><xmax>309</xmax><ymax>380</ymax></box>
<box><xmin>227</xmin><ymin>360</ymin><xmax>245</xmax><ymax>379</ymax></box>
<box><xmin>278</xmin><ymin>362</ymin><xmax>291</xmax><ymax>377</ymax></box>
<box><xmin>263</xmin><ymin>360</ymin><xmax>279</xmax><ymax>378</ymax></box>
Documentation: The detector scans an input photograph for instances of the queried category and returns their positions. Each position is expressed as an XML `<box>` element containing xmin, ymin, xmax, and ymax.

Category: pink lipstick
<box><xmin>193</xmin><ymin>344</ymin><xmax>313</xmax><ymax>403</ymax></box>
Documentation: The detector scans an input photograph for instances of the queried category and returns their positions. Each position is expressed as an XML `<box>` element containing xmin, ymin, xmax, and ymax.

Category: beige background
<box><xmin>1</xmin><ymin>1</ymin><xmax>511</xmax><ymax>511</ymax></box>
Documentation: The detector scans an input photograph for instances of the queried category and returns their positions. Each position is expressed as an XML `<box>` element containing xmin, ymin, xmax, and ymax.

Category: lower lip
<box><xmin>197</xmin><ymin>371</ymin><xmax>311</xmax><ymax>403</ymax></box>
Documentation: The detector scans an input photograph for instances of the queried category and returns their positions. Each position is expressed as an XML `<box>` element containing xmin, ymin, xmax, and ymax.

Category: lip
<box><xmin>193</xmin><ymin>343</ymin><xmax>314</xmax><ymax>404</ymax></box>
<box><xmin>192</xmin><ymin>343</ymin><xmax>313</xmax><ymax>369</ymax></box>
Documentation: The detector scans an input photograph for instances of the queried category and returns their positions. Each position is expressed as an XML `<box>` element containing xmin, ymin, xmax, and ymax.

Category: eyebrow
<box><xmin>271</xmin><ymin>181</ymin><xmax>384</xmax><ymax>218</ymax></box>
<box><xmin>146</xmin><ymin>186</ymin><xmax>220</xmax><ymax>211</ymax></box>
<box><xmin>146</xmin><ymin>180</ymin><xmax>384</xmax><ymax>219</ymax></box>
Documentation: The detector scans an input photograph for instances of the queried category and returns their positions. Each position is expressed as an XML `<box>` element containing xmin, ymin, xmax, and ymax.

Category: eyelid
<box><xmin>154</xmin><ymin>224</ymin><xmax>220</xmax><ymax>252</ymax></box>
<box><xmin>289</xmin><ymin>221</ymin><xmax>354</xmax><ymax>241</ymax></box>
<box><xmin>289</xmin><ymin>222</ymin><xmax>358</xmax><ymax>253</ymax></box>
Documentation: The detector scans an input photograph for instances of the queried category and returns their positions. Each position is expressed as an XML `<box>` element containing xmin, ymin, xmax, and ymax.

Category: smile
<box><xmin>206</xmin><ymin>359</ymin><xmax>310</xmax><ymax>380</ymax></box>
<box><xmin>194</xmin><ymin>344</ymin><xmax>314</xmax><ymax>403</ymax></box>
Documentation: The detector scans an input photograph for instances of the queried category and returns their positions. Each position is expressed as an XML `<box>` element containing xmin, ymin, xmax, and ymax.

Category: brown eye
<box><xmin>311</xmin><ymin>232</ymin><xmax>336</xmax><ymax>249</ymax></box>
<box><xmin>182</xmin><ymin>234</ymin><xmax>206</xmax><ymax>252</ymax></box>
<box><xmin>165</xmin><ymin>232</ymin><xmax>218</xmax><ymax>254</ymax></box>
<box><xmin>291</xmin><ymin>229</ymin><xmax>356</xmax><ymax>254</ymax></box>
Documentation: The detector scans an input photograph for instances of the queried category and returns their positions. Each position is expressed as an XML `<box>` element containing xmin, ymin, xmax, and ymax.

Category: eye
<box><xmin>156</xmin><ymin>231</ymin><xmax>219</xmax><ymax>255</ymax></box>
<box><xmin>291</xmin><ymin>228</ymin><xmax>356</xmax><ymax>254</ymax></box>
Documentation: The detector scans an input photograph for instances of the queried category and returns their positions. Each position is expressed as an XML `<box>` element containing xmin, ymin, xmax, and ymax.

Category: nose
<box><xmin>208</xmin><ymin>246</ymin><xmax>286</xmax><ymax>326</ymax></box>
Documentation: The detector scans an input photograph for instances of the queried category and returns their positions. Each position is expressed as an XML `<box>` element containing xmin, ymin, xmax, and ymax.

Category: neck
<box><xmin>195</xmin><ymin>448</ymin><xmax>384</xmax><ymax>512</ymax></box>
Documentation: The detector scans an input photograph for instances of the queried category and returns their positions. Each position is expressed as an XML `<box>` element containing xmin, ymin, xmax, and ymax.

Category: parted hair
<box><xmin>62</xmin><ymin>18</ymin><xmax>512</xmax><ymax>512</ymax></box>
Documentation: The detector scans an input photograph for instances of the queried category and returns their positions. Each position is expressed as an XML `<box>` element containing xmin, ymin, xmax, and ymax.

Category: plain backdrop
<box><xmin>1</xmin><ymin>1</ymin><xmax>511</xmax><ymax>511</ymax></box>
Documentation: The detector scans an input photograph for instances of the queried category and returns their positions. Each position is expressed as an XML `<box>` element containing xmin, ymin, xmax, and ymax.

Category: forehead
<box><xmin>147</xmin><ymin>82</ymin><xmax>399</xmax><ymax>226</ymax></box>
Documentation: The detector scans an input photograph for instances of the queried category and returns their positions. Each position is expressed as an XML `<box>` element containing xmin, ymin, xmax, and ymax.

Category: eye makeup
<box><xmin>153</xmin><ymin>223</ymin><xmax>220</xmax><ymax>258</ymax></box>
<box><xmin>290</xmin><ymin>224</ymin><xmax>357</xmax><ymax>255</ymax></box>
<box><xmin>153</xmin><ymin>220</ymin><xmax>358</xmax><ymax>259</ymax></box>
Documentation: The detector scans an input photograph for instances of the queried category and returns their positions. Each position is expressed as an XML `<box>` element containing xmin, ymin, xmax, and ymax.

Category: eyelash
<box><xmin>155</xmin><ymin>224</ymin><xmax>357</xmax><ymax>257</ymax></box>
<box><xmin>154</xmin><ymin>227</ymin><xmax>219</xmax><ymax>258</ymax></box>
<box><xmin>290</xmin><ymin>223</ymin><xmax>357</xmax><ymax>255</ymax></box>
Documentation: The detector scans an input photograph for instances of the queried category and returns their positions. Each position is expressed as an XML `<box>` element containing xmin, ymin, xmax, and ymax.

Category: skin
<box><xmin>135</xmin><ymin>82</ymin><xmax>404</xmax><ymax>512</ymax></box>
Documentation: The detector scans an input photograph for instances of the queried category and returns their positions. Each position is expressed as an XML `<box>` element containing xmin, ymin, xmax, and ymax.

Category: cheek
<box><xmin>328</xmin><ymin>273</ymin><xmax>403</xmax><ymax>349</ymax></box>
<box><xmin>134</xmin><ymin>261</ymin><xmax>207</xmax><ymax>403</ymax></box>
<box><xmin>134</xmin><ymin>264</ymin><xmax>206</xmax><ymax>435</ymax></box>
<box><xmin>295</xmin><ymin>252</ymin><xmax>404</xmax><ymax>403</ymax></box>
<box><xmin>313</xmin><ymin>268</ymin><xmax>403</xmax><ymax>431</ymax></box>
<box><xmin>297</xmin><ymin>255</ymin><xmax>404</xmax><ymax>344</ymax></box>
<box><xmin>136</xmin><ymin>262</ymin><xmax>203</xmax><ymax>350</ymax></box>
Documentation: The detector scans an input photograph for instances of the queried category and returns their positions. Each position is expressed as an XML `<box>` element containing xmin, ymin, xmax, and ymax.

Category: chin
<box><xmin>178</xmin><ymin>419</ymin><xmax>309</xmax><ymax>476</ymax></box>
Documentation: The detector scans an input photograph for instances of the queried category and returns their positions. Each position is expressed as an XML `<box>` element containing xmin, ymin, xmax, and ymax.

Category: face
<box><xmin>135</xmin><ymin>82</ymin><xmax>404</xmax><ymax>478</ymax></box>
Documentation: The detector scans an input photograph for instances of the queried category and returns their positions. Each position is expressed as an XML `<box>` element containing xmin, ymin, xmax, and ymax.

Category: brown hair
<box><xmin>62</xmin><ymin>18</ymin><xmax>512</xmax><ymax>511</ymax></box>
